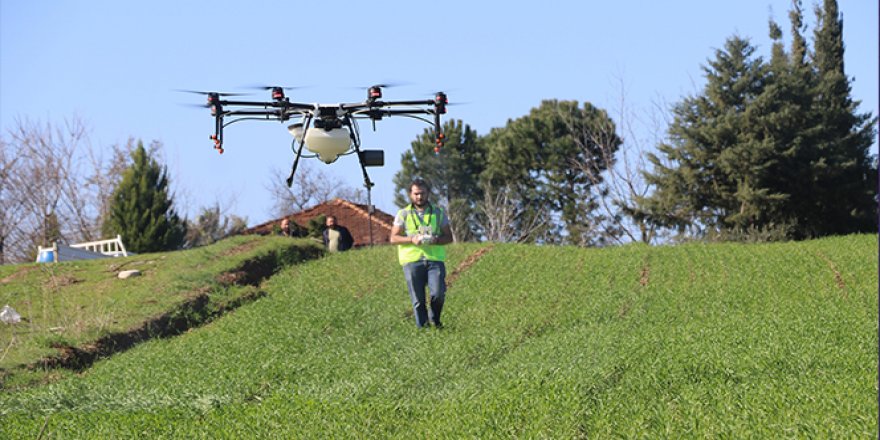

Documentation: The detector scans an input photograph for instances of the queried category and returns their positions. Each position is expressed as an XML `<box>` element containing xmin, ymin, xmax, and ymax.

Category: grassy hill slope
<box><xmin>1</xmin><ymin>235</ymin><xmax>876</xmax><ymax>438</ymax></box>
<box><xmin>0</xmin><ymin>235</ymin><xmax>323</xmax><ymax>388</ymax></box>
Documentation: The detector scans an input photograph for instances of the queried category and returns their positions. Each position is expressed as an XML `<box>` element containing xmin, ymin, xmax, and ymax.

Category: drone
<box><xmin>185</xmin><ymin>85</ymin><xmax>448</xmax><ymax>192</ymax></box>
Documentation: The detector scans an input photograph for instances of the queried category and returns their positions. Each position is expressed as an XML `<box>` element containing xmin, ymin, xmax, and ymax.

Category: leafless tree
<box><xmin>476</xmin><ymin>183</ymin><xmax>548</xmax><ymax>243</ymax></box>
<box><xmin>442</xmin><ymin>198</ymin><xmax>478</xmax><ymax>244</ymax></box>
<box><xmin>562</xmin><ymin>77</ymin><xmax>670</xmax><ymax>245</ymax></box>
<box><xmin>1</xmin><ymin>118</ymin><xmax>90</xmax><ymax>262</ymax></box>
<box><xmin>333</xmin><ymin>186</ymin><xmax>367</xmax><ymax>206</ymax></box>
<box><xmin>0</xmin><ymin>139</ymin><xmax>25</xmax><ymax>264</ymax></box>
<box><xmin>184</xmin><ymin>201</ymin><xmax>248</xmax><ymax>248</ymax></box>
<box><xmin>84</xmin><ymin>138</ymin><xmax>139</xmax><ymax>234</ymax></box>
<box><xmin>266</xmin><ymin>162</ymin><xmax>364</xmax><ymax>218</ymax></box>
<box><xmin>0</xmin><ymin>118</ymin><xmax>177</xmax><ymax>263</ymax></box>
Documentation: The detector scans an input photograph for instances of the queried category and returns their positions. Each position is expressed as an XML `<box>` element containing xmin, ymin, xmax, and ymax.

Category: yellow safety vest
<box><xmin>397</xmin><ymin>203</ymin><xmax>446</xmax><ymax>265</ymax></box>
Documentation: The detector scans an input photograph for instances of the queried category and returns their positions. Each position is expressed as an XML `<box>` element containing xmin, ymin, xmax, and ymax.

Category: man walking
<box><xmin>390</xmin><ymin>179</ymin><xmax>452</xmax><ymax>328</ymax></box>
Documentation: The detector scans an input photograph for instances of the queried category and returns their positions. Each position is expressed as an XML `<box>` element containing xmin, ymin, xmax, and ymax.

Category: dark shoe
<box><xmin>431</xmin><ymin>321</ymin><xmax>443</xmax><ymax>329</ymax></box>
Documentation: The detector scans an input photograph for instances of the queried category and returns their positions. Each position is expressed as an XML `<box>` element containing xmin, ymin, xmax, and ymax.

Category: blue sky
<box><xmin>2</xmin><ymin>1</ymin><xmax>877</xmax><ymax>226</ymax></box>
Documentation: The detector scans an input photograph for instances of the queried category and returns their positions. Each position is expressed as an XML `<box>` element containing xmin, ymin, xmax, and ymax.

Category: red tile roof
<box><xmin>244</xmin><ymin>198</ymin><xmax>396</xmax><ymax>247</ymax></box>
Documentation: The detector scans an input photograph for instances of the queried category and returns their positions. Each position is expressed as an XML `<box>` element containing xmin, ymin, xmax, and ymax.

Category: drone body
<box><xmin>187</xmin><ymin>85</ymin><xmax>448</xmax><ymax>190</ymax></box>
<box><xmin>184</xmin><ymin>85</ymin><xmax>448</xmax><ymax>246</ymax></box>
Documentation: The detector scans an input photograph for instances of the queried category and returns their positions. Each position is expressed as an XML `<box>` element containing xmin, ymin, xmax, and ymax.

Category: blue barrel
<box><xmin>37</xmin><ymin>250</ymin><xmax>55</xmax><ymax>263</ymax></box>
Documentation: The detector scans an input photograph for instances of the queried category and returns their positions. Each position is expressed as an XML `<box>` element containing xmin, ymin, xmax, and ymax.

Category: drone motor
<box><xmin>368</xmin><ymin>86</ymin><xmax>382</xmax><ymax>101</ymax></box>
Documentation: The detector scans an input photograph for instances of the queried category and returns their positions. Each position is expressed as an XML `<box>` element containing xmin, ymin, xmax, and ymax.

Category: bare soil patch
<box><xmin>215</xmin><ymin>253</ymin><xmax>278</xmax><ymax>287</ymax></box>
<box><xmin>44</xmin><ymin>274</ymin><xmax>82</xmax><ymax>289</ymax></box>
<box><xmin>220</xmin><ymin>239</ymin><xmax>263</xmax><ymax>257</ymax></box>
<box><xmin>815</xmin><ymin>251</ymin><xmax>846</xmax><ymax>292</ymax></box>
<box><xmin>639</xmin><ymin>260</ymin><xmax>651</xmax><ymax>287</ymax></box>
<box><xmin>447</xmin><ymin>246</ymin><xmax>494</xmax><ymax>288</ymax></box>
<box><xmin>0</xmin><ymin>266</ymin><xmax>39</xmax><ymax>284</ymax></box>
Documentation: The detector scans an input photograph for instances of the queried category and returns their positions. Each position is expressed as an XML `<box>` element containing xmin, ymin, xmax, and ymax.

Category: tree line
<box><xmin>0</xmin><ymin>122</ymin><xmax>246</xmax><ymax>264</ymax></box>
<box><xmin>394</xmin><ymin>0</ymin><xmax>876</xmax><ymax>245</ymax></box>
<box><xmin>0</xmin><ymin>116</ymin><xmax>373</xmax><ymax>264</ymax></box>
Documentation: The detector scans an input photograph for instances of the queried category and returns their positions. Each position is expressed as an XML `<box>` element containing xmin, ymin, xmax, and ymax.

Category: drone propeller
<box><xmin>344</xmin><ymin>82</ymin><xmax>411</xmax><ymax>101</ymax></box>
<box><xmin>348</xmin><ymin>81</ymin><xmax>411</xmax><ymax>89</ymax></box>
<box><xmin>177</xmin><ymin>90</ymin><xmax>238</xmax><ymax>119</ymax></box>
<box><xmin>423</xmin><ymin>90</ymin><xmax>466</xmax><ymax>104</ymax></box>
<box><xmin>244</xmin><ymin>84</ymin><xmax>310</xmax><ymax>101</ymax></box>
<box><xmin>175</xmin><ymin>89</ymin><xmax>249</xmax><ymax>97</ymax></box>
<box><xmin>369</xmin><ymin>82</ymin><xmax>409</xmax><ymax>101</ymax></box>
<box><xmin>245</xmin><ymin>84</ymin><xmax>310</xmax><ymax>91</ymax></box>
<box><xmin>370</xmin><ymin>82</ymin><xmax>410</xmax><ymax>89</ymax></box>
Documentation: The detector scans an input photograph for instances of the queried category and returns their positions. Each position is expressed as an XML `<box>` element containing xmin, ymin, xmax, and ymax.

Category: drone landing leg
<box><xmin>212</xmin><ymin>115</ymin><xmax>225</xmax><ymax>154</ymax></box>
<box><xmin>356</xmin><ymin>158</ymin><xmax>375</xmax><ymax>246</ymax></box>
<box><xmin>286</xmin><ymin>141</ymin><xmax>305</xmax><ymax>187</ymax></box>
<box><xmin>365</xmin><ymin>180</ymin><xmax>374</xmax><ymax>247</ymax></box>
<box><xmin>339</xmin><ymin>116</ymin><xmax>376</xmax><ymax>246</ymax></box>
<box><xmin>286</xmin><ymin>115</ymin><xmax>313</xmax><ymax>187</ymax></box>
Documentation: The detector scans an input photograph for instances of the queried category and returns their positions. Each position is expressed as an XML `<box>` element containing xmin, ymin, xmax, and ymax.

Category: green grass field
<box><xmin>0</xmin><ymin>234</ymin><xmax>876</xmax><ymax>438</ymax></box>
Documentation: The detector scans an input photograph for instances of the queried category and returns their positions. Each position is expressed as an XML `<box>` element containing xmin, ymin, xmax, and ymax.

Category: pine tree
<box><xmin>482</xmin><ymin>100</ymin><xmax>622</xmax><ymax>245</ymax></box>
<box><xmin>103</xmin><ymin>141</ymin><xmax>185</xmax><ymax>252</ymax></box>
<box><xmin>641</xmin><ymin>36</ymin><xmax>772</xmax><ymax>235</ymax></box>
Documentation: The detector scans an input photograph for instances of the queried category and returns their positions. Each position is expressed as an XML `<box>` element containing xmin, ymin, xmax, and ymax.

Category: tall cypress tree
<box><xmin>103</xmin><ymin>141</ymin><xmax>185</xmax><ymax>252</ymax></box>
<box><xmin>807</xmin><ymin>0</ymin><xmax>877</xmax><ymax>235</ymax></box>
<box><xmin>758</xmin><ymin>4</ymin><xmax>818</xmax><ymax>235</ymax></box>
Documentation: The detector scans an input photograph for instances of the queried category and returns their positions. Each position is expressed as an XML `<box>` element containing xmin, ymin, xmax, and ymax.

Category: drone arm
<box><xmin>339</xmin><ymin>100</ymin><xmax>433</xmax><ymax>112</ymax></box>
<box><xmin>378</xmin><ymin>99</ymin><xmax>435</xmax><ymax>107</ymax></box>
<box><xmin>223</xmin><ymin>109</ymin><xmax>284</xmax><ymax>118</ymax></box>
<box><xmin>350</xmin><ymin>109</ymin><xmax>433</xmax><ymax>119</ymax></box>
<box><xmin>220</xmin><ymin>99</ymin><xmax>314</xmax><ymax>111</ymax></box>
<box><xmin>377</xmin><ymin>108</ymin><xmax>433</xmax><ymax>115</ymax></box>
<box><xmin>219</xmin><ymin>100</ymin><xmax>314</xmax><ymax>123</ymax></box>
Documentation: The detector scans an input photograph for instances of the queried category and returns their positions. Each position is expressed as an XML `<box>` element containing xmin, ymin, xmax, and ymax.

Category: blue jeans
<box><xmin>403</xmin><ymin>259</ymin><xmax>446</xmax><ymax>328</ymax></box>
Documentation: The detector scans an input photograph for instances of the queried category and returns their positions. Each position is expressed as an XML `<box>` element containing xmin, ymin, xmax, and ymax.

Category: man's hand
<box><xmin>411</xmin><ymin>234</ymin><xmax>424</xmax><ymax>245</ymax></box>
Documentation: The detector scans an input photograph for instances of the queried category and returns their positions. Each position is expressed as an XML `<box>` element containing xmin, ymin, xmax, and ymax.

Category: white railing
<box><xmin>36</xmin><ymin>235</ymin><xmax>133</xmax><ymax>262</ymax></box>
<box><xmin>69</xmin><ymin>234</ymin><xmax>130</xmax><ymax>257</ymax></box>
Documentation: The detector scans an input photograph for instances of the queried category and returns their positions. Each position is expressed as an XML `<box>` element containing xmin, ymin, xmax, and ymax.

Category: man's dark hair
<box><xmin>410</xmin><ymin>178</ymin><xmax>430</xmax><ymax>192</ymax></box>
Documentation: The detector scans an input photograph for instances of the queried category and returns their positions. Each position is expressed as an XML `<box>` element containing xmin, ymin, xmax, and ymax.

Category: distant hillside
<box><xmin>1</xmin><ymin>235</ymin><xmax>876</xmax><ymax>438</ymax></box>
